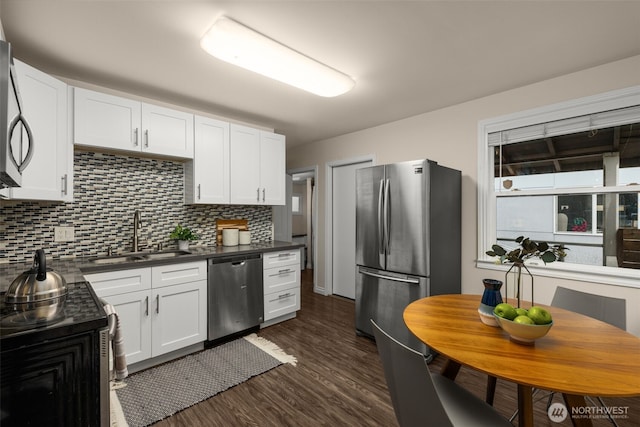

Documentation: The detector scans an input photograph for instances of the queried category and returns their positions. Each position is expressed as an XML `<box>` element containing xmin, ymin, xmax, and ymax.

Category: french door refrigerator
<box><xmin>355</xmin><ymin>159</ymin><xmax>461</xmax><ymax>357</ymax></box>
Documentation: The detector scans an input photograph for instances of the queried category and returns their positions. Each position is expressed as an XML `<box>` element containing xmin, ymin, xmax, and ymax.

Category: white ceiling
<box><xmin>2</xmin><ymin>1</ymin><xmax>639</xmax><ymax>148</ymax></box>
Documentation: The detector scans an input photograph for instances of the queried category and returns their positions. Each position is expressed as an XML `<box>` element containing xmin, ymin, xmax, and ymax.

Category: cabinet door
<box><xmin>102</xmin><ymin>290</ymin><xmax>152</xmax><ymax>365</ymax></box>
<box><xmin>1</xmin><ymin>60</ymin><xmax>70</xmax><ymax>201</ymax></box>
<box><xmin>141</xmin><ymin>103</ymin><xmax>194</xmax><ymax>159</ymax></box>
<box><xmin>260</xmin><ymin>131</ymin><xmax>286</xmax><ymax>205</ymax></box>
<box><xmin>185</xmin><ymin>116</ymin><xmax>229</xmax><ymax>204</ymax></box>
<box><xmin>73</xmin><ymin>87</ymin><xmax>141</xmax><ymax>151</ymax></box>
<box><xmin>229</xmin><ymin>124</ymin><xmax>261</xmax><ymax>204</ymax></box>
<box><xmin>151</xmin><ymin>280</ymin><xmax>207</xmax><ymax>357</ymax></box>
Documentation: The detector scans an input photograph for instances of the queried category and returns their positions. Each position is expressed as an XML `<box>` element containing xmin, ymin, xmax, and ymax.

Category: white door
<box><xmin>229</xmin><ymin>124</ymin><xmax>260</xmax><ymax>204</ymax></box>
<box><xmin>73</xmin><ymin>87</ymin><xmax>141</xmax><ymax>151</ymax></box>
<box><xmin>104</xmin><ymin>290</ymin><xmax>152</xmax><ymax>365</ymax></box>
<box><xmin>259</xmin><ymin>131</ymin><xmax>286</xmax><ymax>205</ymax></box>
<box><xmin>3</xmin><ymin>60</ymin><xmax>70</xmax><ymax>201</ymax></box>
<box><xmin>332</xmin><ymin>160</ymin><xmax>372</xmax><ymax>299</ymax></box>
<box><xmin>141</xmin><ymin>103</ymin><xmax>194</xmax><ymax>158</ymax></box>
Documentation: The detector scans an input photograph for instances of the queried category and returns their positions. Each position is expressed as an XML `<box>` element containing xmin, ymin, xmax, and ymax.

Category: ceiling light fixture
<box><xmin>200</xmin><ymin>17</ymin><xmax>355</xmax><ymax>97</ymax></box>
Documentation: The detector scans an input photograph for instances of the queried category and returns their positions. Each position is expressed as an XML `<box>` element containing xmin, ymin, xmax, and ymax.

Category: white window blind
<box><xmin>488</xmin><ymin>105</ymin><xmax>640</xmax><ymax>146</ymax></box>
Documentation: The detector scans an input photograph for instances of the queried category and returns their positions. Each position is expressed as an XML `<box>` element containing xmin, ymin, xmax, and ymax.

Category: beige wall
<box><xmin>287</xmin><ymin>54</ymin><xmax>640</xmax><ymax>336</ymax></box>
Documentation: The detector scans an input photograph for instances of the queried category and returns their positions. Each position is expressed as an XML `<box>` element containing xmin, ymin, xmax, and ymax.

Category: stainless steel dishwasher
<box><xmin>207</xmin><ymin>253</ymin><xmax>264</xmax><ymax>341</ymax></box>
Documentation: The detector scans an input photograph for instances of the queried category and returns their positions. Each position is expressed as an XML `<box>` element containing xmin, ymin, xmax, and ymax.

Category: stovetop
<box><xmin>0</xmin><ymin>281</ymin><xmax>108</xmax><ymax>348</ymax></box>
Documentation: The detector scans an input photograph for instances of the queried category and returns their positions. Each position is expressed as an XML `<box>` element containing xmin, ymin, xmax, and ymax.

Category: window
<box><xmin>292</xmin><ymin>194</ymin><xmax>303</xmax><ymax>215</ymax></box>
<box><xmin>478</xmin><ymin>86</ymin><xmax>640</xmax><ymax>287</ymax></box>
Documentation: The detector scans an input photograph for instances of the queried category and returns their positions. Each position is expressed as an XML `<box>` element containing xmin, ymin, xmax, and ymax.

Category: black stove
<box><xmin>1</xmin><ymin>281</ymin><xmax>109</xmax><ymax>427</ymax></box>
<box><xmin>0</xmin><ymin>281</ymin><xmax>107</xmax><ymax>344</ymax></box>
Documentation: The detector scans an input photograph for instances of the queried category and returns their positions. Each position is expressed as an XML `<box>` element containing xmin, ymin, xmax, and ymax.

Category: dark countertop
<box><xmin>0</xmin><ymin>241</ymin><xmax>304</xmax><ymax>290</ymax></box>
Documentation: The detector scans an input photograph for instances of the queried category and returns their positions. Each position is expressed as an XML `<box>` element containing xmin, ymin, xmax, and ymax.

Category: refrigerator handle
<box><xmin>384</xmin><ymin>179</ymin><xmax>390</xmax><ymax>254</ymax></box>
<box><xmin>378</xmin><ymin>179</ymin><xmax>385</xmax><ymax>254</ymax></box>
<box><xmin>359</xmin><ymin>268</ymin><xmax>421</xmax><ymax>284</ymax></box>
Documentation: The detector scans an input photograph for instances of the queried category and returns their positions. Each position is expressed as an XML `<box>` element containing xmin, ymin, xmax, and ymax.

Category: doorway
<box><xmin>327</xmin><ymin>157</ymin><xmax>373</xmax><ymax>299</ymax></box>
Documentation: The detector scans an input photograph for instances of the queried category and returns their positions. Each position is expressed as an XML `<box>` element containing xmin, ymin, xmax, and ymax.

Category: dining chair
<box><xmin>509</xmin><ymin>287</ymin><xmax>626</xmax><ymax>426</ymax></box>
<box><xmin>370</xmin><ymin>319</ymin><xmax>512</xmax><ymax>427</ymax></box>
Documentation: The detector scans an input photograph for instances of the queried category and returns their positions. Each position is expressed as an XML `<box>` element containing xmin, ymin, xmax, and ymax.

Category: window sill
<box><xmin>477</xmin><ymin>259</ymin><xmax>640</xmax><ymax>289</ymax></box>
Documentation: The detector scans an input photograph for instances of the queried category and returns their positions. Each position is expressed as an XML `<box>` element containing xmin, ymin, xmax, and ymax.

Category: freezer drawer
<box><xmin>355</xmin><ymin>266</ymin><xmax>430</xmax><ymax>356</ymax></box>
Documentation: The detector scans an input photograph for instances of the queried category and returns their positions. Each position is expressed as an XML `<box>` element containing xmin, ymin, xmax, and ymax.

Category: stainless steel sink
<box><xmin>88</xmin><ymin>250</ymin><xmax>191</xmax><ymax>264</ymax></box>
<box><xmin>89</xmin><ymin>255</ymin><xmax>144</xmax><ymax>265</ymax></box>
<box><xmin>140</xmin><ymin>250</ymin><xmax>191</xmax><ymax>260</ymax></box>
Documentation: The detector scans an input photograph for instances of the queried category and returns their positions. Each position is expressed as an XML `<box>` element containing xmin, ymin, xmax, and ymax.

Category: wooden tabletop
<box><xmin>404</xmin><ymin>294</ymin><xmax>640</xmax><ymax>397</ymax></box>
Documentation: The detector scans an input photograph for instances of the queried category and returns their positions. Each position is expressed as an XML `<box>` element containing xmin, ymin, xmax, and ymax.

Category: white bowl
<box><xmin>494</xmin><ymin>315</ymin><xmax>553</xmax><ymax>345</ymax></box>
<box><xmin>478</xmin><ymin>303</ymin><xmax>499</xmax><ymax>327</ymax></box>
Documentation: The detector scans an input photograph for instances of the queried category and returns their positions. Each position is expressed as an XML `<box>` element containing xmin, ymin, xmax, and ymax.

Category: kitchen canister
<box><xmin>239</xmin><ymin>230</ymin><xmax>251</xmax><ymax>245</ymax></box>
<box><xmin>222</xmin><ymin>228</ymin><xmax>239</xmax><ymax>246</ymax></box>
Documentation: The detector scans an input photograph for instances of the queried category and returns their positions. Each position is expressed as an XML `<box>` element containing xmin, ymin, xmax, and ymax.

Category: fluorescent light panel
<box><xmin>200</xmin><ymin>17</ymin><xmax>355</xmax><ymax>97</ymax></box>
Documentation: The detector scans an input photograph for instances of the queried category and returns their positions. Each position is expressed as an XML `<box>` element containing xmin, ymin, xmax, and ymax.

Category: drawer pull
<box><xmin>145</xmin><ymin>296</ymin><xmax>149</xmax><ymax>316</ymax></box>
<box><xmin>270</xmin><ymin>292</ymin><xmax>292</xmax><ymax>302</ymax></box>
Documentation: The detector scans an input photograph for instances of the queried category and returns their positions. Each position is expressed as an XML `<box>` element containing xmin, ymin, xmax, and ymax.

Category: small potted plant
<box><xmin>170</xmin><ymin>225</ymin><xmax>198</xmax><ymax>250</ymax></box>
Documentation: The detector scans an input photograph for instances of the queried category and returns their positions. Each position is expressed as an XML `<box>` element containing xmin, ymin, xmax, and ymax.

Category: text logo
<box><xmin>548</xmin><ymin>402</ymin><xmax>568</xmax><ymax>423</ymax></box>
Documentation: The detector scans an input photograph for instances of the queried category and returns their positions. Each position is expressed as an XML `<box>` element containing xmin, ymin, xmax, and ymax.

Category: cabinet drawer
<box><xmin>263</xmin><ymin>250</ymin><xmax>300</xmax><ymax>269</ymax></box>
<box><xmin>84</xmin><ymin>268</ymin><xmax>151</xmax><ymax>297</ymax></box>
<box><xmin>264</xmin><ymin>288</ymin><xmax>300</xmax><ymax>321</ymax></box>
<box><xmin>264</xmin><ymin>266</ymin><xmax>299</xmax><ymax>294</ymax></box>
<box><xmin>151</xmin><ymin>261</ymin><xmax>207</xmax><ymax>288</ymax></box>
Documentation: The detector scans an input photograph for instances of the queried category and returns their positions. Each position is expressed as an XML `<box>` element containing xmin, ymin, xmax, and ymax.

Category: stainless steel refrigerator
<box><xmin>355</xmin><ymin>159</ymin><xmax>461</xmax><ymax>357</ymax></box>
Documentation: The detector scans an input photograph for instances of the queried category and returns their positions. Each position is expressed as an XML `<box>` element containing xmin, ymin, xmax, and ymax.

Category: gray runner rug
<box><xmin>114</xmin><ymin>334</ymin><xmax>296</xmax><ymax>427</ymax></box>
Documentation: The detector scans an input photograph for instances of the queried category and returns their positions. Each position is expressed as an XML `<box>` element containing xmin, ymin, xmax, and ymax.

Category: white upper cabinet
<box><xmin>73</xmin><ymin>87</ymin><xmax>193</xmax><ymax>159</ymax></box>
<box><xmin>229</xmin><ymin>124</ymin><xmax>285</xmax><ymax>205</ymax></box>
<box><xmin>0</xmin><ymin>60</ymin><xmax>72</xmax><ymax>201</ymax></box>
<box><xmin>141</xmin><ymin>103</ymin><xmax>194</xmax><ymax>158</ymax></box>
<box><xmin>184</xmin><ymin>116</ymin><xmax>230</xmax><ymax>204</ymax></box>
<box><xmin>259</xmin><ymin>130</ymin><xmax>286</xmax><ymax>205</ymax></box>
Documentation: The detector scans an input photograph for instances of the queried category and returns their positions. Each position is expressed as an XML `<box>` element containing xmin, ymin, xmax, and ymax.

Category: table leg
<box><xmin>562</xmin><ymin>394</ymin><xmax>593</xmax><ymax>427</ymax></box>
<box><xmin>486</xmin><ymin>376</ymin><xmax>497</xmax><ymax>405</ymax></box>
<box><xmin>517</xmin><ymin>384</ymin><xmax>534</xmax><ymax>427</ymax></box>
<box><xmin>440</xmin><ymin>359</ymin><xmax>461</xmax><ymax>380</ymax></box>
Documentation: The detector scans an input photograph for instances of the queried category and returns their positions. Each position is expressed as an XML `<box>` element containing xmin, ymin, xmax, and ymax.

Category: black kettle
<box><xmin>5</xmin><ymin>249</ymin><xmax>68</xmax><ymax>304</ymax></box>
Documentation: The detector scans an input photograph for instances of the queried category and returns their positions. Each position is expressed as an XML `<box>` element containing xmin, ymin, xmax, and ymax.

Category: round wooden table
<box><xmin>404</xmin><ymin>294</ymin><xmax>640</xmax><ymax>427</ymax></box>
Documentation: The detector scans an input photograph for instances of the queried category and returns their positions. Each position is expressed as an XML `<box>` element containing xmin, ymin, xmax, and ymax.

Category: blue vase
<box><xmin>481</xmin><ymin>279</ymin><xmax>503</xmax><ymax>307</ymax></box>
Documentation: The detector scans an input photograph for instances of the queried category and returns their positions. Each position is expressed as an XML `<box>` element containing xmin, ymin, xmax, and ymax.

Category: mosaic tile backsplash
<box><xmin>0</xmin><ymin>151</ymin><xmax>273</xmax><ymax>264</ymax></box>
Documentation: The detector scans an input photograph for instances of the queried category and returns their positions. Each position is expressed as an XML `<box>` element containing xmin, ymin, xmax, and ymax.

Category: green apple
<box><xmin>515</xmin><ymin>308</ymin><xmax>528</xmax><ymax>317</ymax></box>
<box><xmin>513</xmin><ymin>315</ymin><xmax>535</xmax><ymax>325</ymax></box>
<box><xmin>527</xmin><ymin>306</ymin><xmax>553</xmax><ymax>325</ymax></box>
<box><xmin>494</xmin><ymin>303</ymin><xmax>517</xmax><ymax>320</ymax></box>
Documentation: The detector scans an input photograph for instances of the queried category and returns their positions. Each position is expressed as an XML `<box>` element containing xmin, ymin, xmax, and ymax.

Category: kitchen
<box><xmin>2</xmin><ymin>1</ymin><xmax>640</xmax><ymax>426</ymax></box>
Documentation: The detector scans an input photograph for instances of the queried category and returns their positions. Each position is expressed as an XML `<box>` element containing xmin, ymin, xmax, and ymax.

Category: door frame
<box><xmin>324</xmin><ymin>155</ymin><xmax>375</xmax><ymax>296</ymax></box>
<box><xmin>288</xmin><ymin>165</ymin><xmax>319</xmax><ymax>291</ymax></box>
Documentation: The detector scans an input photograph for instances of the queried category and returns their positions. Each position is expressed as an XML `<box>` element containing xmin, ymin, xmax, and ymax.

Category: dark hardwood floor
<box><xmin>155</xmin><ymin>270</ymin><xmax>639</xmax><ymax>426</ymax></box>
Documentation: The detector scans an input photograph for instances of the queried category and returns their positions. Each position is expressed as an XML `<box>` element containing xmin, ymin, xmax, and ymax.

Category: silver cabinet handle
<box><xmin>61</xmin><ymin>174</ymin><xmax>68</xmax><ymax>196</ymax></box>
<box><xmin>268</xmin><ymin>269</ymin><xmax>292</xmax><ymax>277</ymax></box>
<box><xmin>145</xmin><ymin>296</ymin><xmax>149</xmax><ymax>316</ymax></box>
<box><xmin>270</xmin><ymin>292</ymin><xmax>292</xmax><ymax>302</ymax></box>
<box><xmin>156</xmin><ymin>294</ymin><xmax>159</xmax><ymax>314</ymax></box>
<box><xmin>256</xmin><ymin>187</ymin><xmax>260</xmax><ymax>202</ymax></box>
<box><xmin>262</xmin><ymin>188</ymin><xmax>265</xmax><ymax>202</ymax></box>
<box><xmin>144</xmin><ymin>129</ymin><xmax>149</xmax><ymax>148</ymax></box>
<box><xmin>197</xmin><ymin>184</ymin><xmax>201</xmax><ymax>200</ymax></box>
<box><xmin>134</xmin><ymin>128</ymin><xmax>139</xmax><ymax>146</ymax></box>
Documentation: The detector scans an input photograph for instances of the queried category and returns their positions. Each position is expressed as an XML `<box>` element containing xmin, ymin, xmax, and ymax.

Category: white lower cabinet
<box><xmin>262</xmin><ymin>250</ymin><xmax>301</xmax><ymax>325</ymax></box>
<box><xmin>85</xmin><ymin>261</ymin><xmax>207</xmax><ymax>366</ymax></box>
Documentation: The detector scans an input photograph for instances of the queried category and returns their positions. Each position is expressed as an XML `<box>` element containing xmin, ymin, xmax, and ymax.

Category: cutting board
<box><xmin>216</xmin><ymin>219</ymin><xmax>248</xmax><ymax>244</ymax></box>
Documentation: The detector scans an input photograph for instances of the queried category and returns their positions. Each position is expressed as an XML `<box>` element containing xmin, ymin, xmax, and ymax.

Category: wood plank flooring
<box><xmin>155</xmin><ymin>270</ymin><xmax>639</xmax><ymax>426</ymax></box>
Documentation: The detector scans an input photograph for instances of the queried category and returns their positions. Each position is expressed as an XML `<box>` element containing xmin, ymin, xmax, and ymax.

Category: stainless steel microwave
<box><xmin>1</xmin><ymin>39</ymin><xmax>33</xmax><ymax>189</ymax></box>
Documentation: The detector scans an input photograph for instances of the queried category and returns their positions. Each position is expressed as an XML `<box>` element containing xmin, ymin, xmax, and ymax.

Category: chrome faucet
<box><xmin>133</xmin><ymin>210</ymin><xmax>142</xmax><ymax>252</ymax></box>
